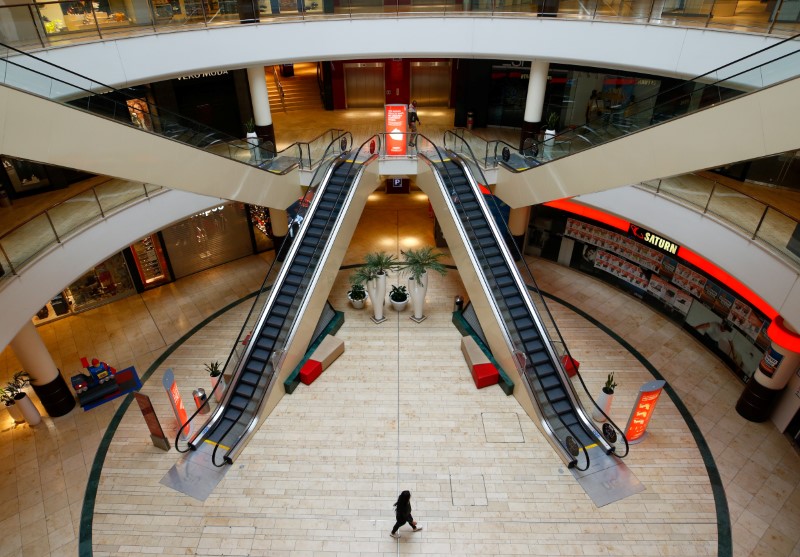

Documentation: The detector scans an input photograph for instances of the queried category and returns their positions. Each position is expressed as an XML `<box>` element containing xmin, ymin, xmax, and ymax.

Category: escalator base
<box><xmin>159</xmin><ymin>441</ymin><xmax>229</xmax><ymax>501</ymax></box>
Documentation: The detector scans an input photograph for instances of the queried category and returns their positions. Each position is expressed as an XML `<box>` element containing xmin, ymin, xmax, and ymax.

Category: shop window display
<box><xmin>529</xmin><ymin>208</ymin><xmax>770</xmax><ymax>382</ymax></box>
<box><xmin>64</xmin><ymin>253</ymin><xmax>135</xmax><ymax>312</ymax></box>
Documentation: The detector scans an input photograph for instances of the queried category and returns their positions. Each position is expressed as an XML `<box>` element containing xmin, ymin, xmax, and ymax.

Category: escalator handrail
<box><xmin>217</xmin><ymin>134</ymin><xmax>381</xmax><ymax>465</ymax></box>
<box><xmin>441</xmin><ymin>131</ymin><xmax>630</xmax><ymax>457</ymax></box>
<box><xmin>416</xmin><ymin>134</ymin><xmax>590</xmax><ymax>468</ymax></box>
<box><xmin>0</xmin><ymin>40</ymin><xmax>339</xmax><ymax>171</ymax></box>
<box><xmin>175</xmin><ymin>133</ymin><xmax>352</xmax><ymax>453</ymax></box>
<box><xmin>440</xmin><ymin>151</ymin><xmax>600</xmax><ymax>470</ymax></box>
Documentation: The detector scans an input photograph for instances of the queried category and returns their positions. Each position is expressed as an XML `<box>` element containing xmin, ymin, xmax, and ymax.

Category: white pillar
<box><xmin>247</xmin><ymin>65</ymin><xmax>272</xmax><ymax>128</ymax></box>
<box><xmin>523</xmin><ymin>60</ymin><xmax>550</xmax><ymax>125</ymax></box>
<box><xmin>10</xmin><ymin>320</ymin><xmax>59</xmax><ymax>385</ymax></box>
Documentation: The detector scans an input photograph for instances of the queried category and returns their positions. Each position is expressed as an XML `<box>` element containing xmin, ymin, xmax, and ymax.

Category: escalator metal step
<box><xmin>235</xmin><ymin>383</ymin><xmax>255</xmax><ymax>399</ymax></box>
<box><xmin>245</xmin><ymin>360</ymin><xmax>266</xmax><ymax>374</ymax></box>
<box><xmin>266</xmin><ymin>314</ymin><xmax>285</xmax><ymax>329</ymax></box>
<box><xmin>251</xmin><ymin>348</ymin><xmax>270</xmax><ymax>362</ymax></box>
<box><xmin>240</xmin><ymin>371</ymin><xmax>260</xmax><ymax>386</ymax></box>
<box><xmin>229</xmin><ymin>395</ymin><xmax>249</xmax><ymax>411</ymax></box>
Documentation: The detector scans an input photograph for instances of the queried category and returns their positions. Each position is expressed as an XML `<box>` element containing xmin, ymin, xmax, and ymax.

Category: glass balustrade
<box><xmin>0</xmin><ymin>179</ymin><xmax>162</xmax><ymax>281</ymax></box>
<box><xmin>0</xmin><ymin>0</ymin><xmax>796</xmax><ymax>53</ymax></box>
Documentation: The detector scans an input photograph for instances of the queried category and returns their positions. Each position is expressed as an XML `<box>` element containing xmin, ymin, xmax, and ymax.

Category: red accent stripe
<box><xmin>767</xmin><ymin>316</ymin><xmax>800</xmax><ymax>352</ymax></box>
<box><xmin>677</xmin><ymin>246</ymin><xmax>776</xmax><ymax>320</ymax></box>
<box><xmin>544</xmin><ymin>199</ymin><xmax>629</xmax><ymax>231</ymax></box>
<box><xmin>478</xmin><ymin>184</ymin><xmax>491</xmax><ymax>195</ymax></box>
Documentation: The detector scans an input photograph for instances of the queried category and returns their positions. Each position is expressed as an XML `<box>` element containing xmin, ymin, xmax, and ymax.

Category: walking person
<box><xmin>390</xmin><ymin>490</ymin><xmax>423</xmax><ymax>538</ymax></box>
<box><xmin>407</xmin><ymin>101</ymin><xmax>421</xmax><ymax>147</ymax></box>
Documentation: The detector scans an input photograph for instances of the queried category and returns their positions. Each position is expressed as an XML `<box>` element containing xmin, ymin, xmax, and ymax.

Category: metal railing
<box><xmin>639</xmin><ymin>174</ymin><xmax>800</xmax><ymax>267</ymax></box>
<box><xmin>272</xmin><ymin>65</ymin><xmax>286</xmax><ymax>113</ymax></box>
<box><xmin>1</xmin><ymin>0</ymin><xmax>798</xmax><ymax>53</ymax></box>
<box><xmin>0</xmin><ymin>179</ymin><xmax>163</xmax><ymax>283</ymax></box>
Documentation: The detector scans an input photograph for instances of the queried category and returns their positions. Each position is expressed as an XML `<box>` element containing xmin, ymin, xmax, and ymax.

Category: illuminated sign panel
<box><xmin>624</xmin><ymin>379</ymin><xmax>666</xmax><ymax>444</ymax></box>
<box><xmin>162</xmin><ymin>368</ymin><xmax>190</xmax><ymax>439</ymax></box>
<box><xmin>629</xmin><ymin>224</ymin><xmax>679</xmax><ymax>255</ymax></box>
<box><xmin>385</xmin><ymin>104</ymin><xmax>408</xmax><ymax>156</ymax></box>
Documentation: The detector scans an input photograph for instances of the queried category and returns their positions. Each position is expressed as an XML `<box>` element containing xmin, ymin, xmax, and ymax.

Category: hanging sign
<box><xmin>162</xmin><ymin>368</ymin><xmax>190</xmax><ymax>440</ymax></box>
<box><xmin>385</xmin><ymin>104</ymin><xmax>408</xmax><ymax>156</ymax></box>
<box><xmin>624</xmin><ymin>379</ymin><xmax>666</xmax><ymax>444</ymax></box>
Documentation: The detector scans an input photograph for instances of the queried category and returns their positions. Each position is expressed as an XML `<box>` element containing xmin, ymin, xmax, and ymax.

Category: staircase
<box><xmin>268</xmin><ymin>62</ymin><xmax>324</xmax><ymax>112</ymax></box>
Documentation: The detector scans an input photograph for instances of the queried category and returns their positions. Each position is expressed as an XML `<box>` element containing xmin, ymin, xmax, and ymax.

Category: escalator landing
<box><xmin>571</xmin><ymin>447</ymin><xmax>644</xmax><ymax>507</ymax></box>
<box><xmin>159</xmin><ymin>441</ymin><xmax>230</xmax><ymax>501</ymax></box>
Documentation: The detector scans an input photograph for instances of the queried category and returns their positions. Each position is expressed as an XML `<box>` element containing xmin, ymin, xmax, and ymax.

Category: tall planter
<box><xmin>5</xmin><ymin>402</ymin><xmax>24</xmax><ymax>423</ymax></box>
<box><xmin>408</xmin><ymin>271</ymin><xmax>428</xmax><ymax>322</ymax></box>
<box><xmin>592</xmin><ymin>390</ymin><xmax>614</xmax><ymax>422</ymax></box>
<box><xmin>16</xmin><ymin>393</ymin><xmax>41</xmax><ymax>426</ymax></box>
<box><xmin>367</xmin><ymin>273</ymin><xmax>387</xmax><ymax>323</ymax></box>
<box><xmin>211</xmin><ymin>375</ymin><xmax>226</xmax><ymax>403</ymax></box>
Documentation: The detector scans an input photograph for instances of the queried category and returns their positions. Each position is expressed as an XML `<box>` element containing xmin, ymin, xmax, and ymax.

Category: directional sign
<box><xmin>162</xmin><ymin>368</ymin><xmax>190</xmax><ymax>440</ymax></box>
<box><xmin>624</xmin><ymin>380</ymin><xmax>666</xmax><ymax>444</ymax></box>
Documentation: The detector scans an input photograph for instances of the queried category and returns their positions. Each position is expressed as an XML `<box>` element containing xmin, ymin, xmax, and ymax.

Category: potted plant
<box><xmin>543</xmin><ymin>111</ymin><xmax>558</xmax><ymax>151</ymax></box>
<box><xmin>1</xmin><ymin>371</ymin><xmax>41</xmax><ymax>425</ymax></box>
<box><xmin>401</xmin><ymin>247</ymin><xmax>447</xmax><ymax>322</ymax></box>
<box><xmin>206</xmin><ymin>361</ymin><xmax>226</xmax><ymax>403</ymax></box>
<box><xmin>592</xmin><ymin>372</ymin><xmax>618</xmax><ymax>422</ymax></box>
<box><xmin>347</xmin><ymin>279</ymin><xmax>367</xmax><ymax>309</ymax></box>
<box><xmin>244</xmin><ymin>118</ymin><xmax>259</xmax><ymax>161</ymax></box>
<box><xmin>361</xmin><ymin>251</ymin><xmax>399</xmax><ymax>323</ymax></box>
<box><xmin>389</xmin><ymin>284</ymin><xmax>408</xmax><ymax>311</ymax></box>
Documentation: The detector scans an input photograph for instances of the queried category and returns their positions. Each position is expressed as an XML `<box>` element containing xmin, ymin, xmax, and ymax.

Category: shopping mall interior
<box><xmin>1</xmin><ymin>4</ymin><xmax>800</xmax><ymax>556</ymax></box>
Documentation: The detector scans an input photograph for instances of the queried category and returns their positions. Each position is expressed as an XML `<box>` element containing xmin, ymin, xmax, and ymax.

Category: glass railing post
<box><xmin>753</xmin><ymin>207</ymin><xmax>769</xmax><ymax>240</ymax></box>
<box><xmin>29</xmin><ymin>5</ymin><xmax>46</xmax><ymax>49</ymax></box>
<box><xmin>0</xmin><ymin>245</ymin><xmax>16</xmax><ymax>275</ymax></box>
<box><xmin>92</xmin><ymin>187</ymin><xmax>106</xmax><ymax>217</ymax></box>
<box><xmin>704</xmin><ymin>182</ymin><xmax>715</xmax><ymax>212</ymax></box>
<box><xmin>44</xmin><ymin>212</ymin><xmax>60</xmax><ymax>243</ymax></box>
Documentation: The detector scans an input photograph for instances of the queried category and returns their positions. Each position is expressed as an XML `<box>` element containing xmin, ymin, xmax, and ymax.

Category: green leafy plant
<box><xmin>389</xmin><ymin>284</ymin><xmax>408</xmax><ymax>302</ymax></box>
<box><xmin>244</xmin><ymin>118</ymin><xmax>256</xmax><ymax>134</ymax></box>
<box><xmin>347</xmin><ymin>281</ymin><xmax>366</xmax><ymax>301</ymax></box>
<box><xmin>363</xmin><ymin>251</ymin><xmax>399</xmax><ymax>278</ymax></box>
<box><xmin>205</xmin><ymin>361</ymin><xmax>222</xmax><ymax>378</ymax></box>
<box><xmin>1</xmin><ymin>371</ymin><xmax>30</xmax><ymax>405</ymax></box>
<box><xmin>401</xmin><ymin>247</ymin><xmax>448</xmax><ymax>286</ymax></box>
<box><xmin>603</xmin><ymin>372</ymin><xmax>618</xmax><ymax>395</ymax></box>
<box><xmin>546</xmin><ymin>111</ymin><xmax>558</xmax><ymax>131</ymax></box>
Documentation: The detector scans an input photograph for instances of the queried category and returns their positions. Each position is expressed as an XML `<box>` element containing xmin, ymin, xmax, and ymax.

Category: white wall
<box><xmin>0</xmin><ymin>189</ymin><xmax>224</xmax><ymax>351</ymax></box>
<box><xmin>577</xmin><ymin>186</ymin><xmax>800</xmax><ymax>329</ymax></box>
<box><xmin>19</xmin><ymin>19</ymin><xmax>783</xmax><ymax>90</ymax></box>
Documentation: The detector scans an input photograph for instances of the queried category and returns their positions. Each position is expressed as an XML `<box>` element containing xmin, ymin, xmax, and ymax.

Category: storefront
<box><xmin>527</xmin><ymin>205</ymin><xmax>770</xmax><ymax>383</ymax></box>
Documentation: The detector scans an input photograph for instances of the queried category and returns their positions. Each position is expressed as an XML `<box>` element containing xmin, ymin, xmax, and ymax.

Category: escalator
<box><xmin>185</xmin><ymin>145</ymin><xmax>368</xmax><ymax>465</ymax></box>
<box><xmin>420</xmin><ymin>140</ymin><xmax>622</xmax><ymax>471</ymax></box>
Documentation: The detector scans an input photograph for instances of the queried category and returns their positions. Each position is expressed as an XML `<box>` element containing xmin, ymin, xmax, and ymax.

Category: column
<box><xmin>9</xmin><ymin>321</ymin><xmax>75</xmax><ymax>417</ymax></box>
<box><xmin>736</xmin><ymin>316</ymin><xmax>800</xmax><ymax>422</ymax></box>
<box><xmin>520</xmin><ymin>60</ymin><xmax>549</xmax><ymax>152</ymax></box>
<box><xmin>246</xmin><ymin>65</ymin><xmax>276</xmax><ymax>152</ymax></box>
<box><xmin>507</xmin><ymin>206</ymin><xmax>531</xmax><ymax>261</ymax></box>
<box><xmin>270</xmin><ymin>208</ymin><xmax>290</xmax><ymax>262</ymax></box>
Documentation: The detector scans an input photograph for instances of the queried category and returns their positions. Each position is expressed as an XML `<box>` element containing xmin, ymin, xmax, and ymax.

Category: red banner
<box><xmin>385</xmin><ymin>104</ymin><xmax>407</xmax><ymax>156</ymax></box>
<box><xmin>624</xmin><ymin>380</ymin><xmax>666</xmax><ymax>444</ymax></box>
<box><xmin>162</xmin><ymin>368</ymin><xmax>190</xmax><ymax>439</ymax></box>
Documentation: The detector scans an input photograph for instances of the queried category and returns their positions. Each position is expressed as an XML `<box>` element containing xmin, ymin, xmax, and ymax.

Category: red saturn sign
<box><xmin>624</xmin><ymin>379</ymin><xmax>666</xmax><ymax>444</ymax></box>
<box><xmin>629</xmin><ymin>224</ymin><xmax>679</xmax><ymax>255</ymax></box>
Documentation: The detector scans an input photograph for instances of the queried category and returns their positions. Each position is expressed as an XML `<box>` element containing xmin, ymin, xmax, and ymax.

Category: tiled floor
<box><xmin>1</xmin><ymin>99</ymin><xmax>800</xmax><ymax>556</ymax></box>
<box><xmin>2</xmin><ymin>183</ymin><xmax>799</xmax><ymax>556</ymax></box>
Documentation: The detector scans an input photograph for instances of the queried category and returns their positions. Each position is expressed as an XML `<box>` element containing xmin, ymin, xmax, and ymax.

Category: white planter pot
<box><xmin>16</xmin><ymin>393</ymin><xmax>41</xmax><ymax>426</ymax></box>
<box><xmin>390</xmin><ymin>298</ymin><xmax>408</xmax><ymax>311</ymax></box>
<box><xmin>408</xmin><ymin>272</ymin><xmax>428</xmax><ymax>320</ymax></box>
<box><xmin>211</xmin><ymin>375</ymin><xmax>226</xmax><ymax>403</ymax></box>
<box><xmin>348</xmin><ymin>295</ymin><xmax>365</xmax><ymax>309</ymax></box>
<box><xmin>543</xmin><ymin>129</ymin><xmax>556</xmax><ymax>155</ymax></box>
<box><xmin>5</xmin><ymin>402</ymin><xmax>24</xmax><ymax>423</ymax></box>
<box><xmin>246</xmin><ymin>132</ymin><xmax>260</xmax><ymax>161</ymax></box>
<box><xmin>592</xmin><ymin>390</ymin><xmax>614</xmax><ymax>422</ymax></box>
<box><xmin>367</xmin><ymin>273</ymin><xmax>387</xmax><ymax>322</ymax></box>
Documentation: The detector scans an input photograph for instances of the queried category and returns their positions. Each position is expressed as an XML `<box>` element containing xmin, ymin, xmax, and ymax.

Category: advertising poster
<box><xmin>758</xmin><ymin>347</ymin><xmax>783</xmax><ymax>378</ymax></box>
<box><xmin>385</xmin><ymin>104</ymin><xmax>408</xmax><ymax>156</ymax></box>
<box><xmin>624</xmin><ymin>380</ymin><xmax>666</xmax><ymax>444</ymax></box>
<box><xmin>713</xmin><ymin>288</ymin><xmax>735</xmax><ymax>317</ymax></box>
<box><xmin>658</xmin><ymin>254</ymin><xmax>677</xmax><ymax>280</ymax></box>
<box><xmin>701</xmin><ymin>280</ymin><xmax>720</xmax><ymax>307</ymax></box>
<box><xmin>646</xmin><ymin>275</ymin><xmax>670</xmax><ymax>301</ymax></box>
<box><xmin>672</xmin><ymin>289</ymin><xmax>693</xmax><ymax>316</ymax></box>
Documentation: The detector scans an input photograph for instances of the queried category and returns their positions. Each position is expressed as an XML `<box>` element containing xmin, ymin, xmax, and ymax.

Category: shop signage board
<box><xmin>628</xmin><ymin>224</ymin><xmax>680</xmax><ymax>255</ymax></box>
<box><xmin>162</xmin><ymin>368</ymin><xmax>190</xmax><ymax>440</ymax></box>
<box><xmin>133</xmin><ymin>392</ymin><xmax>170</xmax><ymax>451</ymax></box>
<box><xmin>385</xmin><ymin>104</ymin><xmax>408</xmax><ymax>156</ymax></box>
<box><xmin>624</xmin><ymin>379</ymin><xmax>666</xmax><ymax>444</ymax></box>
